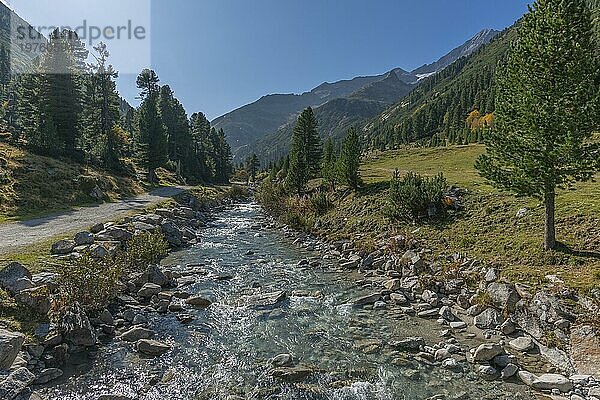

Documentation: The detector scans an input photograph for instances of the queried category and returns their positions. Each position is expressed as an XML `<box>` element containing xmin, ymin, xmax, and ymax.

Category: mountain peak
<box><xmin>412</xmin><ymin>28</ymin><xmax>500</xmax><ymax>77</ymax></box>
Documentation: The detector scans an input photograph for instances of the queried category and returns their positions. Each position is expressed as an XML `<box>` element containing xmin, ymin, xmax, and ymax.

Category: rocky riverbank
<box><xmin>0</xmin><ymin>187</ymin><xmax>247</xmax><ymax>400</ymax></box>
<box><xmin>269</xmin><ymin>215</ymin><xmax>600</xmax><ymax>400</ymax></box>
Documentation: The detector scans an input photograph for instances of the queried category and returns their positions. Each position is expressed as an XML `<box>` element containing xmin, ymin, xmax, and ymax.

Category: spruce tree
<box><xmin>190</xmin><ymin>112</ymin><xmax>212</xmax><ymax>182</ymax></box>
<box><xmin>321</xmin><ymin>137</ymin><xmax>337</xmax><ymax>189</ymax></box>
<box><xmin>336</xmin><ymin>127</ymin><xmax>362</xmax><ymax>189</ymax></box>
<box><xmin>285</xmin><ymin>107</ymin><xmax>322</xmax><ymax>194</ymax></box>
<box><xmin>136</xmin><ymin>69</ymin><xmax>168</xmax><ymax>183</ymax></box>
<box><xmin>476</xmin><ymin>0</ymin><xmax>600</xmax><ymax>250</ymax></box>
<box><xmin>37</xmin><ymin>29</ymin><xmax>88</xmax><ymax>158</ymax></box>
<box><xmin>246</xmin><ymin>153</ymin><xmax>260</xmax><ymax>182</ymax></box>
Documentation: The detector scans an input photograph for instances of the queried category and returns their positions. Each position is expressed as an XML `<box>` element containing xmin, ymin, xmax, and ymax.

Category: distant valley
<box><xmin>212</xmin><ymin>28</ymin><xmax>500</xmax><ymax>162</ymax></box>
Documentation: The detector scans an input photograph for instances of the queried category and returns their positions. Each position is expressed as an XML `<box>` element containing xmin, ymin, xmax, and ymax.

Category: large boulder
<box><xmin>136</xmin><ymin>339</ymin><xmax>171</xmax><ymax>357</ymax></box>
<box><xmin>246</xmin><ymin>291</ymin><xmax>287</xmax><ymax>309</ymax></box>
<box><xmin>487</xmin><ymin>283</ymin><xmax>520</xmax><ymax>312</ymax></box>
<box><xmin>137</xmin><ymin>283</ymin><xmax>162</xmax><ymax>298</ymax></box>
<box><xmin>185</xmin><ymin>296</ymin><xmax>212</xmax><ymax>309</ymax></box>
<box><xmin>0</xmin><ymin>329</ymin><xmax>25</xmax><ymax>369</ymax></box>
<box><xmin>51</xmin><ymin>240</ymin><xmax>76</xmax><ymax>255</ymax></box>
<box><xmin>161</xmin><ymin>222</ymin><xmax>183</xmax><ymax>247</ymax></box>
<box><xmin>14</xmin><ymin>287</ymin><xmax>51</xmax><ymax>315</ymax></box>
<box><xmin>531</xmin><ymin>373</ymin><xmax>573</xmax><ymax>393</ymax></box>
<box><xmin>59</xmin><ymin>303</ymin><xmax>97</xmax><ymax>347</ymax></box>
<box><xmin>120</xmin><ymin>327</ymin><xmax>155</xmax><ymax>342</ymax></box>
<box><xmin>474</xmin><ymin>308</ymin><xmax>504</xmax><ymax>330</ymax></box>
<box><xmin>0</xmin><ymin>263</ymin><xmax>33</xmax><ymax>295</ymax></box>
<box><xmin>139</xmin><ymin>265</ymin><xmax>173</xmax><ymax>287</ymax></box>
<box><xmin>0</xmin><ymin>367</ymin><xmax>35</xmax><ymax>399</ymax></box>
<box><xmin>74</xmin><ymin>232</ymin><xmax>94</xmax><ymax>246</ymax></box>
<box><xmin>473</xmin><ymin>343</ymin><xmax>504</xmax><ymax>362</ymax></box>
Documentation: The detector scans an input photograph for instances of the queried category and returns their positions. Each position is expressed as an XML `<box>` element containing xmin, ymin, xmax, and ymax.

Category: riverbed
<box><xmin>39</xmin><ymin>203</ymin><xmax>535</xmax><ymax>400</ymax></box>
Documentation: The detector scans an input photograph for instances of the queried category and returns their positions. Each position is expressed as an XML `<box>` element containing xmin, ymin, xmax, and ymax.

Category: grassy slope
<box><xmin>0</xmin><ymin>142</ymin><xmax>144</xmax><ymax>222</ymax></box>
<box><xmin>313</xmin><ymin>145</ymin><xmax>600</xmax><ymax>292</ymax></box>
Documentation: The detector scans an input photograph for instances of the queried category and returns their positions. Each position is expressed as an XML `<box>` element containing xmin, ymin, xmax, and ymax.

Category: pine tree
<box><xmin>189</xmin><ymin>112</ymin><xmax>212</xmax><ymax>182</ymax></box>
<box><xmin>336</xmin><ymin>127</ymin><xmax>362</xmax><ymax>189</ymax></box>
<box><xmin>158</xmin><ymin>85</ymin><xmax>192</xmax><ymax>177</ymax></box>
<box><xmin>476</xmin><ymin>0</ymin><xmax>600</xmax><ymax>250</ymax></box>
<box><xmin>136</xmin><ymin>69</ymin><xmax>167</xmax><ymax>183</ymax></box>
<box><xmin>246</xmin><ymin>153</ymin><xmax>260</xmax><ymax>182</ymax></box>
<box><xmin>285</xmin><ymin>107</ymin><xmax>322</xmax><ymax>194</ymax></box>
<box><xmin>88</xmin><ymin>42</ymin><xmax>122</xmax><ymax>169</ymax></box>
<box><xmin>321</xmin><ymin>137</ymin><xmax>337</xmax><ymax>189</ymax></box>
<box><xmin>36</xmin><ymin>29</ymin><xmax>88</xmax><ymax>158</ymax></box>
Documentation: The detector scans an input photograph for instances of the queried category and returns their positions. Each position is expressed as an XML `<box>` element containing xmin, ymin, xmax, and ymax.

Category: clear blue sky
<box><xmin>9</xmin><ymin>0</ymin><xmax>532</xmax><ymax>120</ymax></box>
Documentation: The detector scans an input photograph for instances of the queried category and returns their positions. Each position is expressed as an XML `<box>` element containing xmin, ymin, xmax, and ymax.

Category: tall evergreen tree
<box><xmin>246</xmin><ymin>153</ymin><xmax>260</xmax><ymax>182</ymax></box>
<box><xmin>321</xmin><ymin>137</ymin><xmax>337</xmax><ymax>189</ymax></box>
<box><xmin>136</xmin><ymin>69</ymin><xmax>168</xmax><ymax>183</ymax></box>
<box><xmin>336</xmin><ymin>127</ymin><xmax>362</xmax><ymax>189</ymax></box>
<box><xmin>476</xmin><ymin>0</ymin><xmax>600</xmax><ymax>250</ymax></box>
<box><xmin>189</xmin><ymin>112</ymin><xmax>212</xmax><ymax>182</ymax></box>
<box><xmin>285</xmin><ymin>107</ymin><xmax>322</xmax><ymax>194</ymax></box>
<box><xmin>36</xmin><ymin>29</ymin><xmax>88</xmax><ymax>158</ymax></box>
<box><xmin>158</xmin><ymin>85</ymin><xmax>192</xmax><ymax>177</ymax></box>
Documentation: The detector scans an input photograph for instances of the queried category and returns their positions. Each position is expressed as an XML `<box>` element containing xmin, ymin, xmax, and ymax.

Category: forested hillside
<box><xmin>365</xmin><ymin>0</ymin><xmax>599</xmax><ymax>150</ymax></box>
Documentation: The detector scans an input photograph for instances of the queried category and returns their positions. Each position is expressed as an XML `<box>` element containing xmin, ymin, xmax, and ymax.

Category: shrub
<box><xmin>56</xmin><ymin>252</ymin><xmax>123</xmax><ymax>312</ymax></box>
<box><xmin>255</xmin><ymin>180</ymin><xmax>288</xmax><ymax>215</ymax></box>
<box><xmin>120</xmin><ymin>231</ymin><xmax>169</xmax><ymax>272</ymax></box>
<box><xmin>386</xmin><ymin>170</ymin><xmax>448</xmax><ymax>221</ymax></box>
<box><xmin>308</xmin><ymin>191</ymin><xmax>332</xmax><ymax>216</ymax></box>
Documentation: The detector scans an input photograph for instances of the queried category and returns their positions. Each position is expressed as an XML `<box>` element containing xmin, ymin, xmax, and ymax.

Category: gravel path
<box><xmin>0</xmin><ymin>186</ymin><xmax>185</xmax><ymax>254</ymax></box>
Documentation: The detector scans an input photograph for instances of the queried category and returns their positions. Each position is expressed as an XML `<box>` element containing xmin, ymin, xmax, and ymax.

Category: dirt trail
<box><xmin>0</xmin><ymin>186</ymin><xmax>185</xmax><ymax>254</ymax></box>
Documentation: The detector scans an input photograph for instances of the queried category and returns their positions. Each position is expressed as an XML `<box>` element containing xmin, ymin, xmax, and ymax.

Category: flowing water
<box><xmin>40</xmin><ymin>203</ymin><xmax>534</xmax><ymax>400</ymax></box>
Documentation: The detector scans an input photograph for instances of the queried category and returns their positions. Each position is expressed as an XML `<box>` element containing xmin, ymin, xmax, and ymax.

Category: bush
<box><xmin>255</xmin><ymin>180</ymin><xmax>288</xmax><ymax>215</ymax></box>
<box><xmin>120</xmin><ymin>231</ymin><xmax>169</xmax><ymax>272</ymax></box>
<box><xmin>309</xmin><ymin>191</ymin><xmax>332</xmax><ymax>216</ymax></box>
<box><xmin>386</xmin><ymin>171</ymin><xmax>448</xmax><ymax>221</ymax></box>
<box><xmin>56</xmin><ymin>252</ymin><xmax>123</xmax><ymax>312</ymax></box>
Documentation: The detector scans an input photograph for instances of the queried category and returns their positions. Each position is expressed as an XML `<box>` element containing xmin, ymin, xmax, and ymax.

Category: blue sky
<box><xmin>8</xmin><ymin>0</ymin><xmax>531</xmax><ymax>120</ymax></box>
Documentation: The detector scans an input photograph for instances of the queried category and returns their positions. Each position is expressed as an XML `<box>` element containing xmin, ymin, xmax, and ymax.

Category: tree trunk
<box><xmin>544</xmin><ymin>188</ymin><xmax>556</xmax><ymax>250</ymax></box>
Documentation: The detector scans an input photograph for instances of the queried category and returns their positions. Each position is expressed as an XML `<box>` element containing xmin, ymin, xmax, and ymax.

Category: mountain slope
<box><xmin>215</xmin><ymin>28</ymin><xmax>507</xmax><ymax>164</ymax></box>
<box><xmin>211</xmin><ymin>73</ymin><xmax>390</xmax><ymax>155</ymax></box>
<box><xmin>412</xmin><ymin>28</ymin><xmax>500</xmax><ymax>77</ymax></box>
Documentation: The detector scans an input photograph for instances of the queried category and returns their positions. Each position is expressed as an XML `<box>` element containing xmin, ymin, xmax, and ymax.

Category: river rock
<box><xmin>246</xmin><ymin>291</ymin><xmax>287</xmax><ymax>309</ymax></box>
<box><xmin>450</xmin><ymin>321</ymin><xmax>467</xmax><ymax>330</ymax></box>
<box><xmin>74</xmin><ymin>232</ymin><xmax>94</xmax><ymax>246</ymax></box>
<box><xmin>389</xmin><ymin>293</ymin><xmax>408</xmax><ymax>305</ymax></box>
<box><xmin>392</xmin><ymin>337</ymin><xmax>425</xmax><ymax>352</ymax></box>
<box><xmin>270</xmin><ymin>353</ymin><xmax>295</xmax><ymax>367</ymax></box>
<box><xmin>439</xmin><ymin>306</ymin><xmax>455</xmax><ymax>321</ymax></box>
<box><xmin>421</xmin><ymin>290</ymin><xmax>439</xmax><ymax>306</ymax></box>
<box><xmin>60</xmin><ymin>303</ymin><xmax>97</xmax><ymax>347</ymax></box>
<box><xmin>487</xmin><ymin>283</ymin><xmax>520</xmax><ymax>312</ymax></box>
<box><xmin>136</xmin><ymin>339</ymin><xmax>171</xmax><ymax>357</ymax></box>
<box><xmin>89</xmin><ymin>244</ymin><xmax>109</xmax><ymax>259</ymax></box>
<box><xmin>0</xmin><ymin>329</ymin><xmax>25</xmax><ymax>369</ymax></box>
<box><xmin>161</xmin><ymin>222</ymin><xmax>183</xmax><ymax>247</ymax></box>
<box><xmin>484</xmin><ymin>268</ymin><xmax>499</xmax><ymax>283</ymax></box>
<box><xmin>14</xmin><ymin>287</ymin><xmax>51</xmax><ymax>315</ymax></box>
<box><xmin>474</xmin><ymin>308</ymin><xmax>504</xmax><ymax>329</ymax></box>
<box><xmin>133</xmin><ymin>222</ymin><xmax>156</xmax><ymax>232</ymax></box>
<box><xmin>98</xmin><ymin>309</ymin><xmax>114</xmax><ymax>326</ymax></box>
<box><xmin>509</xmin><ymin>336</ymin><xmax>534</xmax><ymax>352</ymax></box>
<box><xmin>435</xmin><ymin>348</ymin><xmax>451</xmax><ymax>361</ymax></box>
<box><xmin>98</xmin><ymin>395</ymin><xmax>134</xmax><ymax>400</ymax></box>
<box><xmin>442</xmin><ymin>357</ymin><xmax>462</xmax><ymax>372</ymax></box>
<box><xmin>501</xmin><ymin>364</ymin><xmax>519</xmax><ymax>379</ymax></box>
<box><xmin>384</xmin><ymin>279</ymin><xmax>401</xmax><ymax>291</ymax></box>
<box><xmin>137</xmin><ymin>283</ymin><xmax>162</xmax><ymax>298</ymax></box>
<box><xmin>33</xmin><ymin>368</ymin><xmax>63</xmax><ymax>385</ymax></box>
<box><xmin>120</xmin><ymin>327</ymin><xmax>155</xmax><ymax>342</ymax></box>
<box><xmin>478</xmin><ymin>365</ymin><xmax>498</xmax><ymax>380</ymax></box>
<box><xmin>270</xmin><ymin>366</ymin><xmax>313</xmax><ymax>383</ymax></box>
<box><xmin>51</xmin><ymin>240</ymin><xmax>76</xmax><ymax>255</ymax></box>
<box><xmin>531</xmin><ymin>373</ymin><xmax>573</xmax><ymax>393</ymax></box>
<box><xmin>0</xmin><ymin>263</ymin><xmax>33</xmax><ymax>295</ymax></box>
<box><xmin>185</xmin><ymin>296</ymin><xmax>212</xmax><ymax>309</ymax></box>
<box><xmin>0</xmin><ymin>367</ymin><xmax>35</xmax><ymax>399</ymax></box>
<box><xmin>473</xmin><ymin>343</ymin><xmax>504</xmax><ymax>362</ymax></box>
<box><xmin>140</xmin><ymin>265</ymin><xmax>173</xmax><ymax>287</ymax></box>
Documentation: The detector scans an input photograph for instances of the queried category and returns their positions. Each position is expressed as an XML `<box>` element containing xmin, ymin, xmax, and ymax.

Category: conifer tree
<box><xmin>321</xmin><ymin>137</ymin><xmax>337</xmax><ymax>189</ymax></box>
<box><xmin>36</xmin><ymin>29</ymin><xmax>88</xmax><ymax>158</ymax></box>
<box><xmin>336</xmin><ymin>127</ymin><xmax>362</xmax><ymax>189</ymax></box>
<box><xmin>246</xmin><ymin>153</ymin><xmax>260</xmax><ymax>182</ymax></box>
<box><xmin>285</xmin><ymin>107</ymin><xmax>322</xmax><ymax>194</ymax></box>
<box><xmin>136</xmin><ymin>69</ymin><xmax>168</xmax><ymax>183</ymax></box>
<box><xmin>476</xmin><ymin>0</ymin><xmax>600</xmax><ymax>250</ymax></box>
